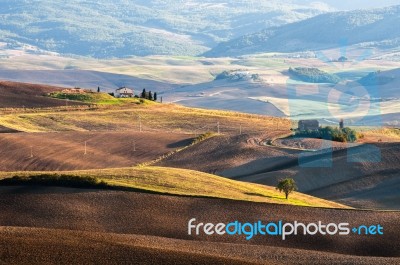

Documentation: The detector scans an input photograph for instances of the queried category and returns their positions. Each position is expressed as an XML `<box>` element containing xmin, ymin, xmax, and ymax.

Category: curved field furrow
<box><xmin>0</xmin><ymin>187</ymin><xmax>399</xmax><ymax>264</ymax></box>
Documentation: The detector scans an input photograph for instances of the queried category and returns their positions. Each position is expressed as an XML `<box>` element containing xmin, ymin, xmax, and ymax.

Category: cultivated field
<box><xmin>0</xmin><ymin>187</ymin><xmax>399</xmax><ymax>264</ymax></box>
<box><xmin>0</xmin><ymin>81</ymin><xmax>87</xmax><ymax>108</ymax></box>
<box><xmin>219</xmin><ymin>142</ymin><xmax>400</xmax><ymax>209</ymax></box>
<box><xmin>0</xmin><ymin>131</ymin><xmax>194</xmax><ymax>171</ymax></box>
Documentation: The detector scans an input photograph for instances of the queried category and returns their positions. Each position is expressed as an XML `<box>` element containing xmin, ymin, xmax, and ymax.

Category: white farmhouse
<box><xmin>115</xmin><ymin>87</ymin><xmax>134</xmax><ymax>98</ymax></box>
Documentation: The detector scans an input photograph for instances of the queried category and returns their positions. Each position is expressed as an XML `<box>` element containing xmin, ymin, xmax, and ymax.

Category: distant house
<box><xmin>115</xmin><ymin>87</ymin><xmax>134</xmax><ymax>98</ymax></box>
<box><xmin>298</xmin><ymin>120</ymin><xmax>319</xmax><ymax>131</ymax></box>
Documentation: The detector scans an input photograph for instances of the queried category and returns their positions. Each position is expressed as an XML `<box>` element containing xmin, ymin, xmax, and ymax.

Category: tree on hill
<box><xmin>154</xmin><ymin>92</ymin><xmax>157</xmax><ymax>101</ymax></box>
<box><xmin>141</xmin><ymin>89</ymin><xmax>146</xmax><ymax>99</ymax></box>
<box><xmin>97</xmin><ymin>86</ymin><xmax>100</xmax><ymax>92</ymax></box>
<box><xmin>148</xmin><ymin>91</ymin><xmax>153</xmax><ymax>101</ymax></box>
<box><xmin>296</xmin><ymin>126</ymin><xmax>359</xmax><ymax>143</ymax></box>
<box><xmin>289</xmin><ymin>67</ymin><xmax>340</xmax><ymax>84</ymax></box>
<box><xmin>276</xmin><ymin>178</ymin><xmax>297</xmax><ymax>200</ymax></box>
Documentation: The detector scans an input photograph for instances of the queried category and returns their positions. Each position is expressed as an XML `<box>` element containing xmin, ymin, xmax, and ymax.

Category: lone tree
<box><xmin>276</xmin><ymin>178</ymin><xmax>297</xmax><ymax>200</ymax></box>
<box><xmin>97</xmin><ymin>86</ymin><xmax>100</xmax><ymax>93</ymax></box>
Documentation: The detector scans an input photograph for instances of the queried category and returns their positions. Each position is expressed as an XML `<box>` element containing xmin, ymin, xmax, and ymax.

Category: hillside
<box><xmin>0</xmin><ymin>81</ymin><xmax>87</xmax><ymax>108</ymax></box>
<box><xmin>205</xmin><ymin>5</ymin><xmax>400</xmax><ymax>57</ymax></box>
<box><xmin>219</xmin><ymin>142</ymin><xmax>400</xmax><ymax>209</ymax></box>
<box><xmin>0</xmin><ymin>0</ymin><xmax>329</xmax><ymax>58</ymax></box>
<box><xmin>0</xmin><ymin>166</ymin><xmax>346</xmax><ymax>208</ymax></box>
<box><xmin>0</xmin><ymin>70</ymin><xmax>176</xmax><ymax>92</ymax></box>
<box><xmin>0</xmin><ymin>131</ymin><xmax>195</xmax><ymax>171</ymax></box>
<box><xmin>156</xmin><ymin>133</ymin><xmax>295</xmax><ymax>174</ymax></box>
<box><xmin>0</xmin><ymin>188</ymin><xmax>399</xmax><ymax>264</ymax></box>
<box><xmin>352</xmin><ymin>68</ymin><xmax>400</xmax><ymax>98</ymax></box>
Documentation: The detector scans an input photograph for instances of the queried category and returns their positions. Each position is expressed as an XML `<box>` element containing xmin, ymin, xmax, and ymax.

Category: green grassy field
<box><xmin>0</xmin><ymin>166</ymin><xmax>349</xmax><ymax>209</ymax></box>
<box><xmin>48</xmin><ymin>91</ymin><xmax>155</xmax><ymax>105</ymax></box>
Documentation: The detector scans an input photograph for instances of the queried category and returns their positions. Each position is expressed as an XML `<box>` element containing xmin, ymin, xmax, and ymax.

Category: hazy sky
<box><xmin>293</xmin><ymin>0</ymin><xmax>400</xmax><ymax>10</ymax></box>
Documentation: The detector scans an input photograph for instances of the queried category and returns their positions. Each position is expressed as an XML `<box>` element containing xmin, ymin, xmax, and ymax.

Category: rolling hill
<box><xmin>0</xmin><ymin>70</ymin><xmax>176</xmax><ymax>92</ymax></box>
<box><xmin>0</xmin><ymin>131</ymin><xmax>195</xmax><ymax>171</ymax></box>
<box><xmin>218</xmin><ymin>142</ymin><xmax>400</xmax><ymax>210</ymax></box>
<box><xmin>0</xmin><ymin>79</ymin><xmax>399</xmax><ymax>263</ymax></box>
<box><xmin>0</xmin><ymin>80</ymin><xmax>87</xmax><ymax>108</ymax></box>
<box><xmin>205</xmin><ymin>5</ymin><xmax>400</xmax><ymax>57</ymax></box>
<box><xmin>0</xmin><ymin>187</ymin><xmax>399</xmax><ymax>264</ymax></box>
<box><xmin>0</xmin><ymin>166</ymin><xmax>346</xmax><ymax>208</ymax></box>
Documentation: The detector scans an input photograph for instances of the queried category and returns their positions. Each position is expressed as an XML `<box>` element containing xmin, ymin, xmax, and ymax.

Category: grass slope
<box><xmin>0</xmin><ymin>166</ymin><xmax>348</xmax><ymax>209</ymax></box>
<box><xmin>0</xmin><ymin>103</ymin><xmax>289</xmax><ymax>133</ymax></box>
<box><xmin>48</xmin><ymin>91</ymin><xmax>153</xmax><ymax>105</ymax></box>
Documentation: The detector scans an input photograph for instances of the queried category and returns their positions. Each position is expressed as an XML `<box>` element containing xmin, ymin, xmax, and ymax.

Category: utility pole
<box><xmin>217</xmin><ymin>122</ymin><xmax>220</xmax><ymax>134</ymax></box>
<box><xmin>84</xmin><ymin>141</ymin><xmax>87</xmax><ymax>155</ymax></box>
<box><xmin>239</xmin><ymin>125</ymin><xmax>242</xmax><ymax>135</ymax></box>
<box><xmin>132</xmin><ymin>140</ymin><xmax>136</xmax><ymax>152</ymax></box>
<box><xmin>30</xmin><ymin>146</ymin><xmax>33</xmax><ymax>158</ymax></box>
<box><xmin>139</xmin><ymin>116</ymin><xmax>142</xmax><ymax>132</ymax></box>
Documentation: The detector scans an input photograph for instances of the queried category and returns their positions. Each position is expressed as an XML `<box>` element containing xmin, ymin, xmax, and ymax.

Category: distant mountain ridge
<box><xmin>204</xmin><ymin>5</ymin><xmax>400</xmax><ymax>57</ymax></box>
<box><xmin>0</xmin><ymin>0</ymin><xmax>330</xmax><ymax>58</ymax></box>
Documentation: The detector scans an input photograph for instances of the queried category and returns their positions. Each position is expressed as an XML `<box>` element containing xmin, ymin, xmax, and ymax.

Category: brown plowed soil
<box><xmin>0</xmin><ymin>187</ymin><xmax>399</xmax><ymax>264</ymax></box>
<box><xmin>0</xmin><ymin>131</ymin><xmax>193</xmax><ymax>171</ymax></box>
<box><xmin>156</xmin><ymin>133</ymin><xmax>297</xmax><ymax>174</ymax></box>
<box><xmin>221</xmin><ymin>142</ymin><xmax>400</xmax><ymax>209</ymax></box>
<box><xmin>158</xmin><ymin>133</ymin><xmax>400</xmax><ymax>210</ymax></box>
<box><xmin>0</xmin><ymin>80</ymin><xmax>85</xmax><ymax>108</ymax></box>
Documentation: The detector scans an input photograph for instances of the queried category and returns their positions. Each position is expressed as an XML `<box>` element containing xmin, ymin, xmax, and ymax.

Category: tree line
<box><xmin>140</xmin><ymin>89</ymin><xmax>157</xmax><ymax>101</ymax></box>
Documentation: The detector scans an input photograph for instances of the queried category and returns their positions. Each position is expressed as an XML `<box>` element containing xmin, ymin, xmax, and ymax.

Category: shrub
<box><xmin>296</xmin><ymin>126</ymin><xmax>359</xmax><ymax>143</ymax></box>
<box><xmin>192</xmin><ymin>132</ymin><xmax>215</xmax><ymax>145</ymax></box>
<box><xmin>0</xmin><ymin>174</ymin><xmax>108</xmax><ymax>189</ymax></box>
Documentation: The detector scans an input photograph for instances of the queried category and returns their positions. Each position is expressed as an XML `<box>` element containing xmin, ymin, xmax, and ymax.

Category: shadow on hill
<box><xmin>166</xmin><ymin>138</ymin><xmax>194</xmax><ymax>148</ymax></box>
<box><xmin>0</xmin><ymin>174</ymin><xmax>254</xmax><ymax>202</ymax></box>
<box><xmin>244</xmin><ymin>192</ymin><xmax>281</xmax><ymax>200</ymax></box>
<box><xmin>0</xmin><ymin>175</ymin><xmax>109</xmax><ymax>189</ymax></box>
<box><xmin>0</xmin><ymin>125</ymin><xmax>20</xmax><ymax>133</ymax></box>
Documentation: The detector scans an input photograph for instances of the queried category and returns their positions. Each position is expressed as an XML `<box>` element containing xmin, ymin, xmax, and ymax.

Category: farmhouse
<box><xmin>115</xmin><ymin>87</ymin><xmax>134</xmax><ymax>98</ymax></box>
<box><xmin>298</xmin><ymin>120</ymin><xmax>319</xmax><ymax>131</ymax></box>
